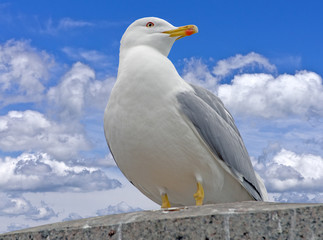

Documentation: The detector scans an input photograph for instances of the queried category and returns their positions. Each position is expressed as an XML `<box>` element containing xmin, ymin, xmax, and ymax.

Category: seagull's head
<box><xmin>120</xmin><ymin>17</ymin><xmax>198</xmax><ymax>57</ymax></box>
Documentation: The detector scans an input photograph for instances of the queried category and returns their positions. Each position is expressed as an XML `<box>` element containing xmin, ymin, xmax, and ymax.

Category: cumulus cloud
<box><xmin>0</xmin><ymin>193</ymin><xmax>57</xmax><ymax>221</ymax></box>
<box><xmin>218</xmin><ymin>71</ymin><xmax>323</xmax><ymax>118</ymax></box>
<box><xmin>86</xmin><ymin>75</ymin><xmax>115</xmax><ymax>111</ymax></box>
<box><xmin>254</xmin><ymin>148</ymin><xmax>323</xmax><ymax>194</ymax></box>
<box><xmin>272</xmin><ymin>192</ymin><xmax>323</xmax><ymax>203</ymax></box>
<box><xmin>89</xmin><ymin>153</ymin><xmax>117</xmax><ymax>168</ymax></box>
<box><xmin>0</xmin><ymin>39</ymin><xmax>54</xmax><ymax>106</ymax></box>
<box><xmin>212</xmin><ymin>52</ymin><xmax>276</xmax><ymax>77</ymax></box>
<box><xmin>0</xmin><ymin>110</ymin><xmax>90</xmax><ymax>160</ymax></box>
<box><xmin>96</xmin><ymin>201</ymin><xmax>142</xmax><ymax>216</ymax></box>
<box><xmin>182</xmin><ymin>58</ymin><xmax>218</xmax><ymax>91</ymax></box>
<box><xmin>48</xmin><ymin>62</ymin><xmax>95</xmax><ymax>119</ymax></box>
<box><xmin>48</xmin><ymin>62</ymin><xmax>115</xmax><ymax>120</ymax></box>
<box><xmin>182</xmin><ymin>53</ymin><xmax>323</xmax><ymax>119</ymax></box>
<box><xmin>0</xmin><ymin>152</ymin><xmax>121</xmax><ymax>192</ymax></box>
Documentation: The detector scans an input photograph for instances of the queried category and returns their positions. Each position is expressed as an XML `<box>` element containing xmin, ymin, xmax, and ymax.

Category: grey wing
<box><xmin>177</xmin><ymin>84</ymin><xmax>263</xmax><ymax>201</ymax></box>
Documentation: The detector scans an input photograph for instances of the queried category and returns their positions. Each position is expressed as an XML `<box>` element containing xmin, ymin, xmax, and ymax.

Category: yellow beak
<box><xmin>163</xmin><ymin>25</ymin><xmax>198</xmax><ymax>40</ymax></box>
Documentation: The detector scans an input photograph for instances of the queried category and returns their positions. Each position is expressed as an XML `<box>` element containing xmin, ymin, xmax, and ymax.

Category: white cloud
<box><xmin>212</xmin><ymin>52</ymin><xmax>276</xmax><ymax>77</ymax></box>
<box><xmin>218</xmin><ymin>71</ymin><xmax>323</xmax><ymax>118</ymax></box>
<box><xmin>182</xmin><ymin>58</ymin><xmax>218</xmax><ymax>91</ymax></box>
<box><xmin>254</xmin><ymin>148</ymin><xmax>323</xmax><ymax>193</ymax></box>
<box><xmin>182</xmin><ymin>53</ymin><xmax>323</xmax><ymax>119</ymax></box>
<box><xmin>0</xmin><ymin>152</ymin><xmax>121</xmax><ymax>192</ymax></box>
<box><xmin>273</xmin><ymin>149</ymin><xmax>323</xmax><ymax>180</ymax></box>
<box><xmin>48</xmin><ymin>62</ymin><xmax>95</xmax><ymax>119</ymax></box>
<box><xmin>272</xmin><ymin>192</ymin><xmax>323</xmax><ymax>203</ymax></box>
<box><xmin>96</xmin><ymin>201</ymin><xmax>142</xmax><ymax>216</ymax></box>
<box><xmin>62</xmin><ymin>47</ymin><xmax>113</xmax><ymax>66</ymax></box>
<box><xmin>0</xmin><ymin>39</ymin><xmax>54</xmax><ymax>106</ymax></box>
<box><xmin>90</xmin><ymin>153</ymin><xmax>117</xmax><ymax>168</ymax></box>
<box><xmin>86</xmin><ymin>75</ymin><xmax>115</xmax><ymax>112</ymax></box>
<box><xmin>48</xmin><ymin>62</ymin><xmax>115</xmax><ymax>120</ymax></box>
<box><xmin>42</xmin><ymin>18</ymin><xmax>94</xmax><ymax>35</ymax></box>
<box><xmin>58</xmin><ymin>18</ymin><xmax>93</xmax><ymax>29</ymax></box>
<box><xmin>0</xmin><ymin>110</ymin><xmax>89</xmax><ymax>160</ymax></box>
<box><xmin>0</xmin><ymin>193</ymin><xmax>57</xmax><ymax>221</ymax></box>
<box><xmin>29</xmin><ymin>201</ymin><xmax>57</xmax><ymax>221</ymax></box>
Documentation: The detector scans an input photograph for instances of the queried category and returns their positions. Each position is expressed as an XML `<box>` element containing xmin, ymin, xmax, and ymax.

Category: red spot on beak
<box><xmin>185</xmin><ymin>28</ymin><xmax>195</xmax><ymax>36</ymax></box>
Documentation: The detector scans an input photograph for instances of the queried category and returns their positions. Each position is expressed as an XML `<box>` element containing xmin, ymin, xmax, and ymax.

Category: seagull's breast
<box><xmin>105</xmin><ymin>46</ymin><xmax>198</xmax><ymax>170</ymax></box>
<box><xmin>104</xmin><ymin>46</ymin><xmax>253</xmax><ymax>206</ymax></box>
<box><xmin>104</xmin><ymin>47</ymin><xmax>215</xmax><ymax>202</ymax></box>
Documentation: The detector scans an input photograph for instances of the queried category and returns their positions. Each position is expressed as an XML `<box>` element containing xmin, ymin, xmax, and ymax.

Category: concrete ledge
<box><xmin>1</xmin><ymin>201</ymin><xmax>322</xmax><ymax>239</ymax></box>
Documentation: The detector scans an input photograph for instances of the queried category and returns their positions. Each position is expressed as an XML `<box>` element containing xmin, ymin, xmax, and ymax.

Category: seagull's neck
<box><xmin>118</xmin><ymin>46</ymin><xmax>185</xmax><ymax>91</ymax></box>
<box><xmin>113</xmin><ymin>45</ymin><xmax>192</xmax><ymax>106</ymax></box>
<box><xmin>119</xmin><ymin>45</ymin><xmax>169</xmax><ymax>67</ymax></box>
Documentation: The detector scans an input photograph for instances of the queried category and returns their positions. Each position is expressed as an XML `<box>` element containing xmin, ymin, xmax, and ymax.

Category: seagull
<box><xmin>104</xmin><ymin>17</ymin><xmax>268</xmax><ymax>208</ymax></box>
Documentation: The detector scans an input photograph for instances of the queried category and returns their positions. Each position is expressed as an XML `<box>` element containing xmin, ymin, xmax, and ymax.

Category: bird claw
<box><xmin>161</xmin><ymin>193</ymin><xmax>171</xmax><ymax>208</ymax></box>
<box><xmin>194</xmin><ymin>182</ymin><xmax>204</xmax><ymax>206</ymax></box>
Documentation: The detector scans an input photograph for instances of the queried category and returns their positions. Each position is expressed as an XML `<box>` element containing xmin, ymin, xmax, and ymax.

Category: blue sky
<box><xmin>1</xmin><ymin>0</ymin><xmax>323</xmax><ymax>233</ymax></box>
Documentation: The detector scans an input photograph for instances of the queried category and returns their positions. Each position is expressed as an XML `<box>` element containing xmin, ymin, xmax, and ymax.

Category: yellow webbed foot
<box><xmin>161</xmin><ymin>193</ymin><xmax>171</xmax><ymax>208</ymax></box>
<box><xmin>193</xmin><ymin>182</ymin><xmax>204</xmax><ymax>206</ymax></box>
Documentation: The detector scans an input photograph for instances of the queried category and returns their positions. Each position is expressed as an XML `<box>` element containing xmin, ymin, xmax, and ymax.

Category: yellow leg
<box><xmin>161</xmin><ymin>193</ymin><xmax>171</xmax><ymax>208</ymax></box>
<box><xmin>193</xmin><ymin>182</ymin><xmax>204</xmax><ymax>206</ymax></box>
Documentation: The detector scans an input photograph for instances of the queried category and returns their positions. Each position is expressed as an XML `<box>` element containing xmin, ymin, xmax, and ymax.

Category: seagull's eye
<box><xmin>146</xmin><ymin>22</ymin><xmax>154</xmax><ymax>28</ymax></box>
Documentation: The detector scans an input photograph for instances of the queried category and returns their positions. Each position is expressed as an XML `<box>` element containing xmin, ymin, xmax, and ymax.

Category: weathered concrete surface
<box><xmin>0</xmin><ymin>201</ymin><xmax>322</xmax><ymax>239</ymax></box>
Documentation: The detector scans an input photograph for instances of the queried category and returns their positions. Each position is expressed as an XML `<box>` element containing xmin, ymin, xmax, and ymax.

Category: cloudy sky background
<box><xmin>1</xmin><ymin>0</ymin><xmax>323</xmax><ymax>233</ymax></box>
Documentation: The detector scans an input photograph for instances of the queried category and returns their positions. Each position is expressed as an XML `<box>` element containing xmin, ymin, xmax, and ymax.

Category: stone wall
<box><xmin>0</xmin><ymin>201</ymin><xmax>322</xmax><ymax>239</ymax></box>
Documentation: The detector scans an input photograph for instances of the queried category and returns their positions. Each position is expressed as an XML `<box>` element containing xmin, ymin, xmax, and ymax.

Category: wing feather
<box><xmin>177</xmin><ymin>84</ymin><xmax>263</xmax><ymax>201</ymax></box>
